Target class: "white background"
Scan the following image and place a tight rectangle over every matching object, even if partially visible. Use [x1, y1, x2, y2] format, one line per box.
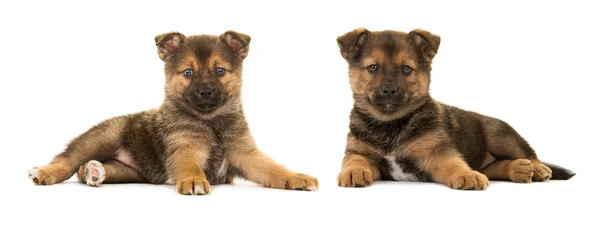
[1, 0, 598, 226]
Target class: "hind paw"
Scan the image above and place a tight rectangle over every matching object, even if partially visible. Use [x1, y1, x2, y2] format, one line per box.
[509, 159, 534, 183]
[532, 162, 552, 181]
[83, 160, 106, 187]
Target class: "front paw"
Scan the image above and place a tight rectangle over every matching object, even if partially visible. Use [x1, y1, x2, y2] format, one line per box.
[175, 176, 211, 195]
[285, 173, 318, 191]
[448, 170, 489, 190]
[338, 167, 373, 187]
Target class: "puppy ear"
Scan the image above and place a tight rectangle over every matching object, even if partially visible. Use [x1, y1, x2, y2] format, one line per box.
[220, 30, 251, 59]
[155, 32, 186, 61]
[409, 29, 440, 59]
[337, 28, 370, 61]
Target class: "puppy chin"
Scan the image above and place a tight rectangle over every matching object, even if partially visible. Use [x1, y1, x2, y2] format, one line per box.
[352, 97, 409, 122]
[193, 97, 241, 120]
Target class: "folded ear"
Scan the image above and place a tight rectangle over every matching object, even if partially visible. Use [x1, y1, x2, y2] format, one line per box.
[219, 30, 251, 59]
[337, 28, 370, 61]
[155, 32, 186, 61]
[409, 29, 440, 60]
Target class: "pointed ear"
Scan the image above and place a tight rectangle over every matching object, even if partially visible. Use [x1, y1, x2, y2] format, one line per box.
[219, 30, 251, 59]
[155, 32, 186, 61]
[409, 29, 440, 60]
[337, 28, 370, 61]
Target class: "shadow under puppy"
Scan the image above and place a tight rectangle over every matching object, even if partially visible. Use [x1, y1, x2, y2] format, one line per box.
[29, 30, 318, 195]
[336, 28, 575, 190]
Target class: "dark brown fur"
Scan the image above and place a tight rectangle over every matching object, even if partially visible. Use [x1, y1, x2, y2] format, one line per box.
[336, 28, 575, 190]
[29, 31, 318, 195]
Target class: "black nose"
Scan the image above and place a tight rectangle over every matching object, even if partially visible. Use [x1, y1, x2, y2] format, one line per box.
[198, 87, 215, 98]
[380, 86, 398, 97]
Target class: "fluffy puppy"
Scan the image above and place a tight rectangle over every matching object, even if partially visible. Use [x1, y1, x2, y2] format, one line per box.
[29, 31, 318, 195]
[336, 28, 575, 190]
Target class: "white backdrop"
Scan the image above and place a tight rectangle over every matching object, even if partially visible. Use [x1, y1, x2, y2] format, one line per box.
[1, 0, 598, 226]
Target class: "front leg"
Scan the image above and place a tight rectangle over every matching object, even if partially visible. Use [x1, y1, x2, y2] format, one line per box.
[338, 153, 381, 187]
[338, 135, 381, 187]
[407, 133, 489, 190]
[421, 153, 489, 190]
[166, 138, 211, 195]
[228, 149, 318, 191]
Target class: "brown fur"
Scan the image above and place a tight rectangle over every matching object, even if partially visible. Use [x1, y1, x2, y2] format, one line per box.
[482, 159, 534, 183]
[77, 159, 144, 184]
[336, 28, 575, 190]
[29, 30, 318, 195]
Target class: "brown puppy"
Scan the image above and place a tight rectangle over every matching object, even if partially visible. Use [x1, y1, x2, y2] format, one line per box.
[336, 28, 575, 190]
[28, 30, 318, 195]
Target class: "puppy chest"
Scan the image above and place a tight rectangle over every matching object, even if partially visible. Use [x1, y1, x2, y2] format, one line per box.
[203, 147, 229, 185]
[384, 156, 419, 182]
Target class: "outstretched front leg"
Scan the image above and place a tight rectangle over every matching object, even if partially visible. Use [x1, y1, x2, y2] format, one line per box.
[421, 153, 489, 190]
[228, 147, 318, 191]
[409, 133, 489, 190]
[29, 117, 128, 185]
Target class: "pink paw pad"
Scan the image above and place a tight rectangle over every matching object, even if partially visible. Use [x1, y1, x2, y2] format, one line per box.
[84, 160, 105, 187]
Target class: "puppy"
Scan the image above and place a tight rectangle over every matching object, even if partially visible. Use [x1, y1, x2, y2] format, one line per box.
[336, 28, 575, 190]
[29, 30, 318, 195]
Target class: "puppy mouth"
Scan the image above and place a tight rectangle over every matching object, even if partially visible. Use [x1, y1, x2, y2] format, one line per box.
[193, 104, 217, 113]
[374, 103, 401, 112]
[184, 97, 223, 113]
[368, 97, 403, 113]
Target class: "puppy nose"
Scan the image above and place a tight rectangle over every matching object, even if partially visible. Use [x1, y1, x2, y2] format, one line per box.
[198, 87, 215, 98]
[380, 86, 398, 96]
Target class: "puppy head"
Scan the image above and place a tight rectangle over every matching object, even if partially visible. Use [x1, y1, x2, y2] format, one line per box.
[337, 28, 440, 121]
[156, 30, 250, 119]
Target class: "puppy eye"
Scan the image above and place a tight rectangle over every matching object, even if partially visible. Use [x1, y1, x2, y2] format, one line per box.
[215, 67, 226, 76]
[183, 69, 194, 78]
[402, 65, 412, 75]
[368, 64, 378, 74]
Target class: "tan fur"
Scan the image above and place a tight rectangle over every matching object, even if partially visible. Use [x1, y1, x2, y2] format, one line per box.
[346, 134, 382, 156]
[399, 131, 489, 190]
[482, 159, 534, 183]
[226, 133, 318, 190]
[420, 153, 488, 190]
[530, 159, 552, 181]
[167, 73, 192, 98]
[338, 153, 381, 187]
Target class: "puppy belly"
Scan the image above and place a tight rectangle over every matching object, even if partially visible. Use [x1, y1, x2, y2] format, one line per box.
[385, 156, 419, 181]
[480, 152, 496, 169]
[113, 147, 138, 170]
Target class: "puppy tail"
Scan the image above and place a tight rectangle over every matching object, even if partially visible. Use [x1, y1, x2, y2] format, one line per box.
[542, 162, 576, 180]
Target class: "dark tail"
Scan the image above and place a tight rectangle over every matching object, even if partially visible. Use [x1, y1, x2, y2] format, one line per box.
[542, 162, 576, 180]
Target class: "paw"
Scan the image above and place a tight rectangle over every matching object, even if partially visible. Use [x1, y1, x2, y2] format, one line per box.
[532, 162, 552, 181]
[448, 170, 489, 190]
[285, 173, 318, 191]
[508, 159, 534, 183]
[338, 167, 373, 188]
[83, 160, 106, 187]
[175, 176, 211, 195]
[28, 167, 57, 185]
